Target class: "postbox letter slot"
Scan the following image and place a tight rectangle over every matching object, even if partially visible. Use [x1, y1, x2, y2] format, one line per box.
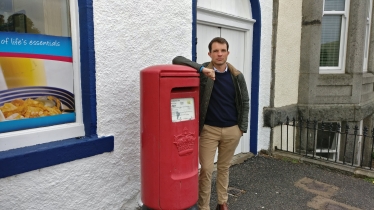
[171, 87, 195, 93]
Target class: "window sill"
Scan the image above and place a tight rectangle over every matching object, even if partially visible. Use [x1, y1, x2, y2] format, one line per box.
[319, 70, 345, 74]
[0, 135, 114, 178]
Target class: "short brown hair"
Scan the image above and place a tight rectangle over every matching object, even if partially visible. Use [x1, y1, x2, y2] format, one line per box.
[208, 37, 229, 52]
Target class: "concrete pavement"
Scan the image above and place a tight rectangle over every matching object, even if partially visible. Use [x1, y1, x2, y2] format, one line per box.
[208, 152, 374, 210]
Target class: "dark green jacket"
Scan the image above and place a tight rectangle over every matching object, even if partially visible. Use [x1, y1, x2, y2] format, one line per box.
[172, 56, 250, 134]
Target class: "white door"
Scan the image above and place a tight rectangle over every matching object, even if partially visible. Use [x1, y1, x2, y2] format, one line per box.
[196, 24, 220, 63]
[197, 23, 249, 158]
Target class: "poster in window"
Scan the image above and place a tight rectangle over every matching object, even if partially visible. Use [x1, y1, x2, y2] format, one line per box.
[0, 9, 75, 133]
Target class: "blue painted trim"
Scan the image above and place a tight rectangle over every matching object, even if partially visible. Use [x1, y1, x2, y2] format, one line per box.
[78, 0, 98, 137]
[249, 0, 261, 155]
[192, 0, 197, 62]
[0, 136, 114, 179]
[0, 113, 75, 133]
[0, 0, 114, 178]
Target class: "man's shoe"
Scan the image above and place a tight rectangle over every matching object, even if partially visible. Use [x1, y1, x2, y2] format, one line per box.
[215, 203, 228, 210]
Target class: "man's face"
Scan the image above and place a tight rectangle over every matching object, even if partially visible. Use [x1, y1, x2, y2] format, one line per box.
[208, 42, 229, 66]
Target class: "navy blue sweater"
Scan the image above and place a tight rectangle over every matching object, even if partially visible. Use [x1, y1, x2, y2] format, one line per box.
[204, 71, 238, 127]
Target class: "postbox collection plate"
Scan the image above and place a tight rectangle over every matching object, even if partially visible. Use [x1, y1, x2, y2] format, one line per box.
[171, 98, 195, 122]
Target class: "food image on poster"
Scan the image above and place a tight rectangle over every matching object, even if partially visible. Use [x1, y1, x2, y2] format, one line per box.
[0, 86, 76, 133]
[171, 98, 195, 122]
[1, 96, 61, 120]
[0, 86, 75, 120]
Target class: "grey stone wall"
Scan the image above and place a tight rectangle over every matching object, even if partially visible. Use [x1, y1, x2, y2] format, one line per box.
[263, 101, 374, 128]
[298, 0, 323, 104]
[268, 1, 374, 166]
[264, 0, 374, 126]
[297, 0, 374, 105]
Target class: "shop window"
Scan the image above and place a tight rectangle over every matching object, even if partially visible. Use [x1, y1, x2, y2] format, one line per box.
[319, 0, 349, 74]
[0, 0, 84, 151]
[0, 0, 113, 179]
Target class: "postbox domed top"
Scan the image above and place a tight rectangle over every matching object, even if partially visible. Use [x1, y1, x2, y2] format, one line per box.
[140, 65, 199, 77]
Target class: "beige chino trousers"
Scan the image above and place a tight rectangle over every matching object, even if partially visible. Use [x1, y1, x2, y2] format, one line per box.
[198, 124, 242, 210]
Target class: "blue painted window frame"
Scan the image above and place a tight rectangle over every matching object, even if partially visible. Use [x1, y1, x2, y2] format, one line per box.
[0, 0, 114, 179]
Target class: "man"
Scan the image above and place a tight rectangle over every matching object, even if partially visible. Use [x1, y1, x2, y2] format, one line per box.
[172, 37, 249, 210]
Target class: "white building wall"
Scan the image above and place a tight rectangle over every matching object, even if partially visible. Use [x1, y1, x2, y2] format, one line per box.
[0, 1, 192, 210]
[272, 0, 302, 150]
[0, 0, 278, 208]
[274, 0, 301, 107]
[257, 0, 273, 151]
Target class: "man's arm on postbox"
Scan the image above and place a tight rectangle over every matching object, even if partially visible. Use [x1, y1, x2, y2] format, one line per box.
[172, 56, 215, 80]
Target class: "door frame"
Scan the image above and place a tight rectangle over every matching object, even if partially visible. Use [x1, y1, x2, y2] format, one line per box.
[196, 6, 256, 153]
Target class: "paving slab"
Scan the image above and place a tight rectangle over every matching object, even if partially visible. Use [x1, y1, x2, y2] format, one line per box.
[294, 177, 339, 198]
[307, 196, 362, 210]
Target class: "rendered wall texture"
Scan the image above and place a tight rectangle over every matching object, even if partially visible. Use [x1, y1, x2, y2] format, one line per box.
[257, 0, 272, 151]
[274, 0, 302, 108]
[0, 1, 192, 210]
[271, 0, 302, 149]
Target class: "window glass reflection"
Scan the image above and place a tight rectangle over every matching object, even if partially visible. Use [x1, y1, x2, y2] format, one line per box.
[324, 0, 345, 11]
[320, 16, 342, 67]
[0, 0, 70, 37]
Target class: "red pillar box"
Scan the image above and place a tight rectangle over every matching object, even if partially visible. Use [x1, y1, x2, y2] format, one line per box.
[140, 65, 199, 210]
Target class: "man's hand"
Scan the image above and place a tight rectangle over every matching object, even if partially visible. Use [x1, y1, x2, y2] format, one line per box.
[202, 68, 215, 80]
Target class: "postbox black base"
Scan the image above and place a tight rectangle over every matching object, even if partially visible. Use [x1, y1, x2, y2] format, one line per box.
[186, 203, 198, 210]
[142, 203, 198, 210]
